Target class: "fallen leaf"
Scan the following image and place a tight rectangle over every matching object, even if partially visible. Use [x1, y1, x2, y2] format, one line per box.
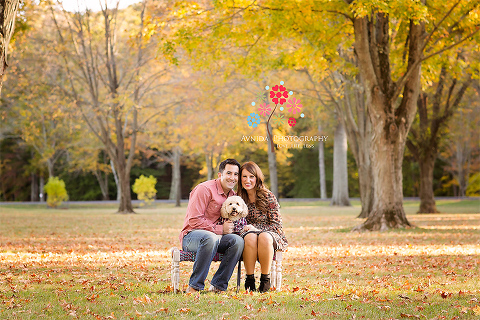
[472, 306, 480, 316]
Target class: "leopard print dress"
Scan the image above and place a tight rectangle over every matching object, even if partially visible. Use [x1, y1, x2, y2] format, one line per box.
[241, 189, 288, 251]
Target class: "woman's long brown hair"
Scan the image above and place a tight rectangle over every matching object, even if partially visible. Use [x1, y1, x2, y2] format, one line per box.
[237, 161, 269, 214]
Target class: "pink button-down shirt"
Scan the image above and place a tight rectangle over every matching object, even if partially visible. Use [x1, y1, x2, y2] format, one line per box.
[179, 179, 235, 245]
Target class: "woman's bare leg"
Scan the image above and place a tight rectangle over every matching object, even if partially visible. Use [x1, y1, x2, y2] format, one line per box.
[257, 232, 274, 274]
[243, 233, 258, 274]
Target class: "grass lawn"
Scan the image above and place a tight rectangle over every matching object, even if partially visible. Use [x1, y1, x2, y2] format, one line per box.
[0, 199, 479, 319]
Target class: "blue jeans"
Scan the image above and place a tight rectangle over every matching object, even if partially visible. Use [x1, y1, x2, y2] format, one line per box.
[182, 230, 244, 291]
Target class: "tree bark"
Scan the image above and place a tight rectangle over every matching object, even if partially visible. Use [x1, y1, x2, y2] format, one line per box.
[418, 159, 438, 213]
[114, 154, 134, 214]
[318, 123, 327, 200]
[356, 101, 413, 230]
[0, 0, 20, 95]
[331, 120, 351, 206]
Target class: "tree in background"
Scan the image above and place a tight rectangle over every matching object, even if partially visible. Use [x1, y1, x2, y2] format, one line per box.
[300, 71, 354, 206]
[2, 2, 79, 200]
[407, 51, 474, 213]
[49, 0, 173, 213]
[440, 84, 480, 197]
[347, 0, 478, 230]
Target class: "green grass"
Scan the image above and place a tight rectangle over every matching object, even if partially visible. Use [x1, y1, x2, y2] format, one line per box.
[1, 199, 479, 319]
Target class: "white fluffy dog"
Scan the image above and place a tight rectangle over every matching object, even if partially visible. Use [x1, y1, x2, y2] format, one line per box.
[220, 196, 248, 221]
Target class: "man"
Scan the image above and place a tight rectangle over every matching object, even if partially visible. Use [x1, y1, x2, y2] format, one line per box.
[179, 158, 244, 293]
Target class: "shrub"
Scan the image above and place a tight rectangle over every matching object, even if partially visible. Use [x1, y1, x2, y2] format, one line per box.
[44, 177, 69, 208]
[466, 172, 480, 197]
[132, 175, 157, 206]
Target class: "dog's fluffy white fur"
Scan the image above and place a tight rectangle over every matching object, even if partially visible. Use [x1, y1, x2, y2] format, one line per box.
[220, 196, 248, 221]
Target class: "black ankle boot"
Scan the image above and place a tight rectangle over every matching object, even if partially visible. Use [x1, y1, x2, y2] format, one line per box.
[245, 274, 256, 292]
[259, 274, 271, 293]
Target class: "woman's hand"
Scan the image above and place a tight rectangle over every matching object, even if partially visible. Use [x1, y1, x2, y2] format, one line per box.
[243, 224, 259, 232]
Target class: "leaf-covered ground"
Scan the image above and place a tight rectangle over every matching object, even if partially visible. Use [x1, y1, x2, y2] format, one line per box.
[0, 200, 479, 319]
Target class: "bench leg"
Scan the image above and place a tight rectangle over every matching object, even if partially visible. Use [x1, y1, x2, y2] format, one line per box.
[270, 259, 276, 289]
[171, 248, 180, 292]
[236, 260, 241, 293]
[275, 251, 282, 291]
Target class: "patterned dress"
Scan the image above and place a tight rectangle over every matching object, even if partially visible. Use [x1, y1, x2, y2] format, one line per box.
[242, 190, 288, 251]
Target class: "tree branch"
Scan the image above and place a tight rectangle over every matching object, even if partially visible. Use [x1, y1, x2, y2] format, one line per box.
[422, 0, 462, 52]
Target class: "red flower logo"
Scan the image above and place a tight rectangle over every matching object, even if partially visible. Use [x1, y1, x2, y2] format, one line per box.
[288, 117, 297, 127]
[269, 85, 289, 105]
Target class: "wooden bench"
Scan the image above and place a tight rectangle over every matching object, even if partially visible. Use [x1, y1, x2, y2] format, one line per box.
[171, 248, 283, 292]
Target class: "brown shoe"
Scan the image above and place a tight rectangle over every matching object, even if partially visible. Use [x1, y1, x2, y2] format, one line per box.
[186, 286, 199, 294]
[208, 285, 224, 293]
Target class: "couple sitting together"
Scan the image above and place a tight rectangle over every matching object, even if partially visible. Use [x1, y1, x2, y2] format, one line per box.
[179, 159, 288, 293]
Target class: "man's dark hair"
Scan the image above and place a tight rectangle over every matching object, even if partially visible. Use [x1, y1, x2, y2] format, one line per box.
[218, 158, 240, 173]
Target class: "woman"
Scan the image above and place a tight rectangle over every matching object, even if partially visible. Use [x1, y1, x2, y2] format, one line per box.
[238, 161, 288, 292]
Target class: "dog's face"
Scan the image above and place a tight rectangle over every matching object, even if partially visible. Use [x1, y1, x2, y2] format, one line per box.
[220, 196, 248, 221]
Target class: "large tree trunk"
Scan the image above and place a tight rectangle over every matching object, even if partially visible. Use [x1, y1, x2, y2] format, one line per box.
[352, 11, 425, 231]
[115, 156, 134, 214]
[356, 157, 374, 218]
[331, 120, 351, 206]
[357, 99, 415, 229]
[318, 123, 327, 200]
[267, 122, 278, 198]
[0, 0, 20, 95]
[418, 158, 438, 213]
[358, 116, 412, 230]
